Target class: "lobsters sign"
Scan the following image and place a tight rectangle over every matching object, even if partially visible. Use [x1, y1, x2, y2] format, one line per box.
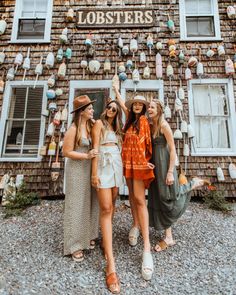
[76, 8, 155, 28]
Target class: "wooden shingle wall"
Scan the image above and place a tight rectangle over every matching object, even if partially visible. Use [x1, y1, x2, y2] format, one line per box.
[0, 0, 235, 197]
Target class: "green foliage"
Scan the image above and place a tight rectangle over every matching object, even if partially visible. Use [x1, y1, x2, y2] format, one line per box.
[203, 188, 232, 213]
[3, 182, 40, 218]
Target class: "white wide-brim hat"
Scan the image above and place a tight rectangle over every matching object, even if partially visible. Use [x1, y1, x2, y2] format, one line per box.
[125, 95, 149, 110]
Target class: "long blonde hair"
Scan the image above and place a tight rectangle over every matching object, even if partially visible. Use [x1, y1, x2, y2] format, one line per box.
[151, 99, 165, 138]
[73, 105, 94, 147]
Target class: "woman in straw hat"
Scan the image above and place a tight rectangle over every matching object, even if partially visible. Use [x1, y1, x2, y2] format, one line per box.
[114, 86, 155, 281]
[147, 99, 210, 252]
[63, 95, 99, 261]
[91, 100, 123, 294]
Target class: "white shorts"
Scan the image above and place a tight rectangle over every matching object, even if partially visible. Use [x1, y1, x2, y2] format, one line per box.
[98, 145, 123, 189]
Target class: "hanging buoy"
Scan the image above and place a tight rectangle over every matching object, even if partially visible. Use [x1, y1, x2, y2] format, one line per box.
[143, 65, 151, 79]
[118, 62, 126, 73]
[47, 74, 56, 88]
[119, 72, 128, 81]
[147, 33, 153, 54]
[89, 60, 101, 74]
[45, 52, 55, 69]
[48, 137, 57, 167]
[53, 109, 62, 126]
[126, 60, 133, 72]
[7, 67, 15, 81]
[180, 120, 188, 133]
[14, 52, 23, 73]
[112, 63, 120, 91]
[59, 27, 68, 44]
[55, 88, 63, 96]
[225, 57, 235, 76]
[67, 7, 74, 22]
[104, 58, 111, 79]
[206, 48, 215, 58]
[122, 45, 129, 56]
[48, 102, 57, 112]
[46, 89, 56, 100]
[227, 5, 236, 19]
[156, 53, 163, 79]
[178, 79, 185, 100]
[187, 124, 195, 139]
[178, 50, 185, 65]
[61, 103, 68, 122]
[22, 47, 31, 81]
[34, 56, 43, 88]
[218, 44, 225, 56]
[174, 91, 183, 113]
[156, 41, 163, 51]
[58, 61, 67, 78]
[132, 68, 140, 91]
[140, 51, 146, 66]
[217, 165, 225, 182]
[229, 161, 236, 179]
[167, 14, 175, 32]
[169, 45, 176, 59]
[0, 19, 7, 35]
[185, 67, 192, 81]
[85, 32, 93, 47]
[46, 122, 55, 137]
[65, 47, 72, 60]
[56, 48, 64, 62]
[167, 62, 174, 78]
[81, 59, 88, 79]
[130, 36, 138, 58]
[0, 70, 5, 93]
[117, 36, 123, 56]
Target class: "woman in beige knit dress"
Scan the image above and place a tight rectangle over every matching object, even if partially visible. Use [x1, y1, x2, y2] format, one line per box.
[63, 95, 99, 262]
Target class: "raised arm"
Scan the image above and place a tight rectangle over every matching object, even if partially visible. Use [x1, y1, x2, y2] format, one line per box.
[113, 85, 129, 118]
[161, 121, 177, 185]
[91, 120, 103, 188]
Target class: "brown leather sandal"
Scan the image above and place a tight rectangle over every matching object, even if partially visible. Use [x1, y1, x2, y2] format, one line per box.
[106, 272, 121, 294]
[154, 239, 176, 252]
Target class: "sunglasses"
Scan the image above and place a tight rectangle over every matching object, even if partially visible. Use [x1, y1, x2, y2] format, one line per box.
[106, 105, 117, 113]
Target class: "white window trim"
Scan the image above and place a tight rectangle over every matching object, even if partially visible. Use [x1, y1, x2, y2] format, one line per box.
[0, 81, 48, 162]
[10, 0, 53, 44]
[179, 0, 222, 41]
[188, 78, 236, 156]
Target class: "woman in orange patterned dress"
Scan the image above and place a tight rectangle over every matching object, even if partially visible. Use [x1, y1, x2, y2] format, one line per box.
[114, 86, 155, 281]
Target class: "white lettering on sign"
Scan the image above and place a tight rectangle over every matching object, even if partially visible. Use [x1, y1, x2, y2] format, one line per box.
[76, 9, 155, 28]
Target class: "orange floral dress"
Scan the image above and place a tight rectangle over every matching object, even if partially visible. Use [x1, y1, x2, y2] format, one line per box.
[122, 115, 154, 188]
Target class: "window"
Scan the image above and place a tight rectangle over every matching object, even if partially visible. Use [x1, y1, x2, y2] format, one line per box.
[10, 0, 53, 43]
[0, 81, 48, 161]
[179, 0, 221, 41]
[188, 79, 236, 156]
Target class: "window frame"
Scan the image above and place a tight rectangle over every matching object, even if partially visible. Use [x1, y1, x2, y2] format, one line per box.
[0, 81, 48, 162]
[188, 78, 236, 156]
[10, 0, 53, 44]
[179, 0, 222, 41]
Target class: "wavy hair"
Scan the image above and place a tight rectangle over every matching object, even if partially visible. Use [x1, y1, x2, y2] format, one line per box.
[123, 103, 146, 134]
[100, 100, 123, 142]
[150, 99, 164, 138]
[72, 104, 94, 148]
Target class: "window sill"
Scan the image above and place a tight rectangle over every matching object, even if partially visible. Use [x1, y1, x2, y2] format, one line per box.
[191, 152, 236, 157]
[0, 156, 43, 162]
[9, 40, 51, 44]
[180, 37, 223, 42]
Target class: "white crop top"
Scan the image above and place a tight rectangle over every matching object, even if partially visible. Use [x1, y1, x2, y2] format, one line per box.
[100, 130, 118, 145]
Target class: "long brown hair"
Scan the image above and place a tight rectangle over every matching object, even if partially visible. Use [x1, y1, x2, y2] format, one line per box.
[123, 103, 146, 134]
[100, 100, 123, 140]
[150, 99, 164, 138]
[73, 104, 94, 147]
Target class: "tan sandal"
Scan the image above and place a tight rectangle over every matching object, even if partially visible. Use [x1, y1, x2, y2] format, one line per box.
[154, 240, 176, 252]
[72, 250, 84, 262]
[106, 272, 121, 294]
[129, 227, 140, 246]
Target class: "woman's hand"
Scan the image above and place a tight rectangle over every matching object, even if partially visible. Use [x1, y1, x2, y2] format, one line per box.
[87, 149, 99, 159]
[166, 171, 174, 186]
[91, 175, 101, 190]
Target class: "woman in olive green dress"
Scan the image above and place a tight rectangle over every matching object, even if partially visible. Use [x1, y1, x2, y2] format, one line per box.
[147, 99, 210, 251]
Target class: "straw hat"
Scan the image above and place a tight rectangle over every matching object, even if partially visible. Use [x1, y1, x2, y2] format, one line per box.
[125, 95, 149, 110]
[71, 95, 96, 113]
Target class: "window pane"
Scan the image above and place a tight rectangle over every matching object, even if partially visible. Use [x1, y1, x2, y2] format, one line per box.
[22, 0, 47, 17]
[193, 85, 211, 116]
[26, 88, 43, 119]
[185, 0, 212, 14]
[24, 121, 41, 145]
[9, 88, 26, 119]
[186, 17, 215, 37]
[212, 118, 230, 148]
[18, 19, 45, 40]
[210, 85, 229, 116]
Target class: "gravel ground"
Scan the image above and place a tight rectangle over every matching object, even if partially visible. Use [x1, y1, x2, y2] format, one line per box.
[0, 199, 236, 295]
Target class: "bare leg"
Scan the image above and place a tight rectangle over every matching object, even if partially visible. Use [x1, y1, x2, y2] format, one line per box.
[97, 188, 116, 275]
[133, 179, 150, 252]
[126, 178, 139, 228]
[111, 187, 118, 221]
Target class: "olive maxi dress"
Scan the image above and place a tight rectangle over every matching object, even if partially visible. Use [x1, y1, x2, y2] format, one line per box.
[64, 138, 99, 255]
[148, 134, 194, 230]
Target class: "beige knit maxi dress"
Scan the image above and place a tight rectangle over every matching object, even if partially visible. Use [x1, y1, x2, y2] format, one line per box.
[64, 138, 99, 256]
